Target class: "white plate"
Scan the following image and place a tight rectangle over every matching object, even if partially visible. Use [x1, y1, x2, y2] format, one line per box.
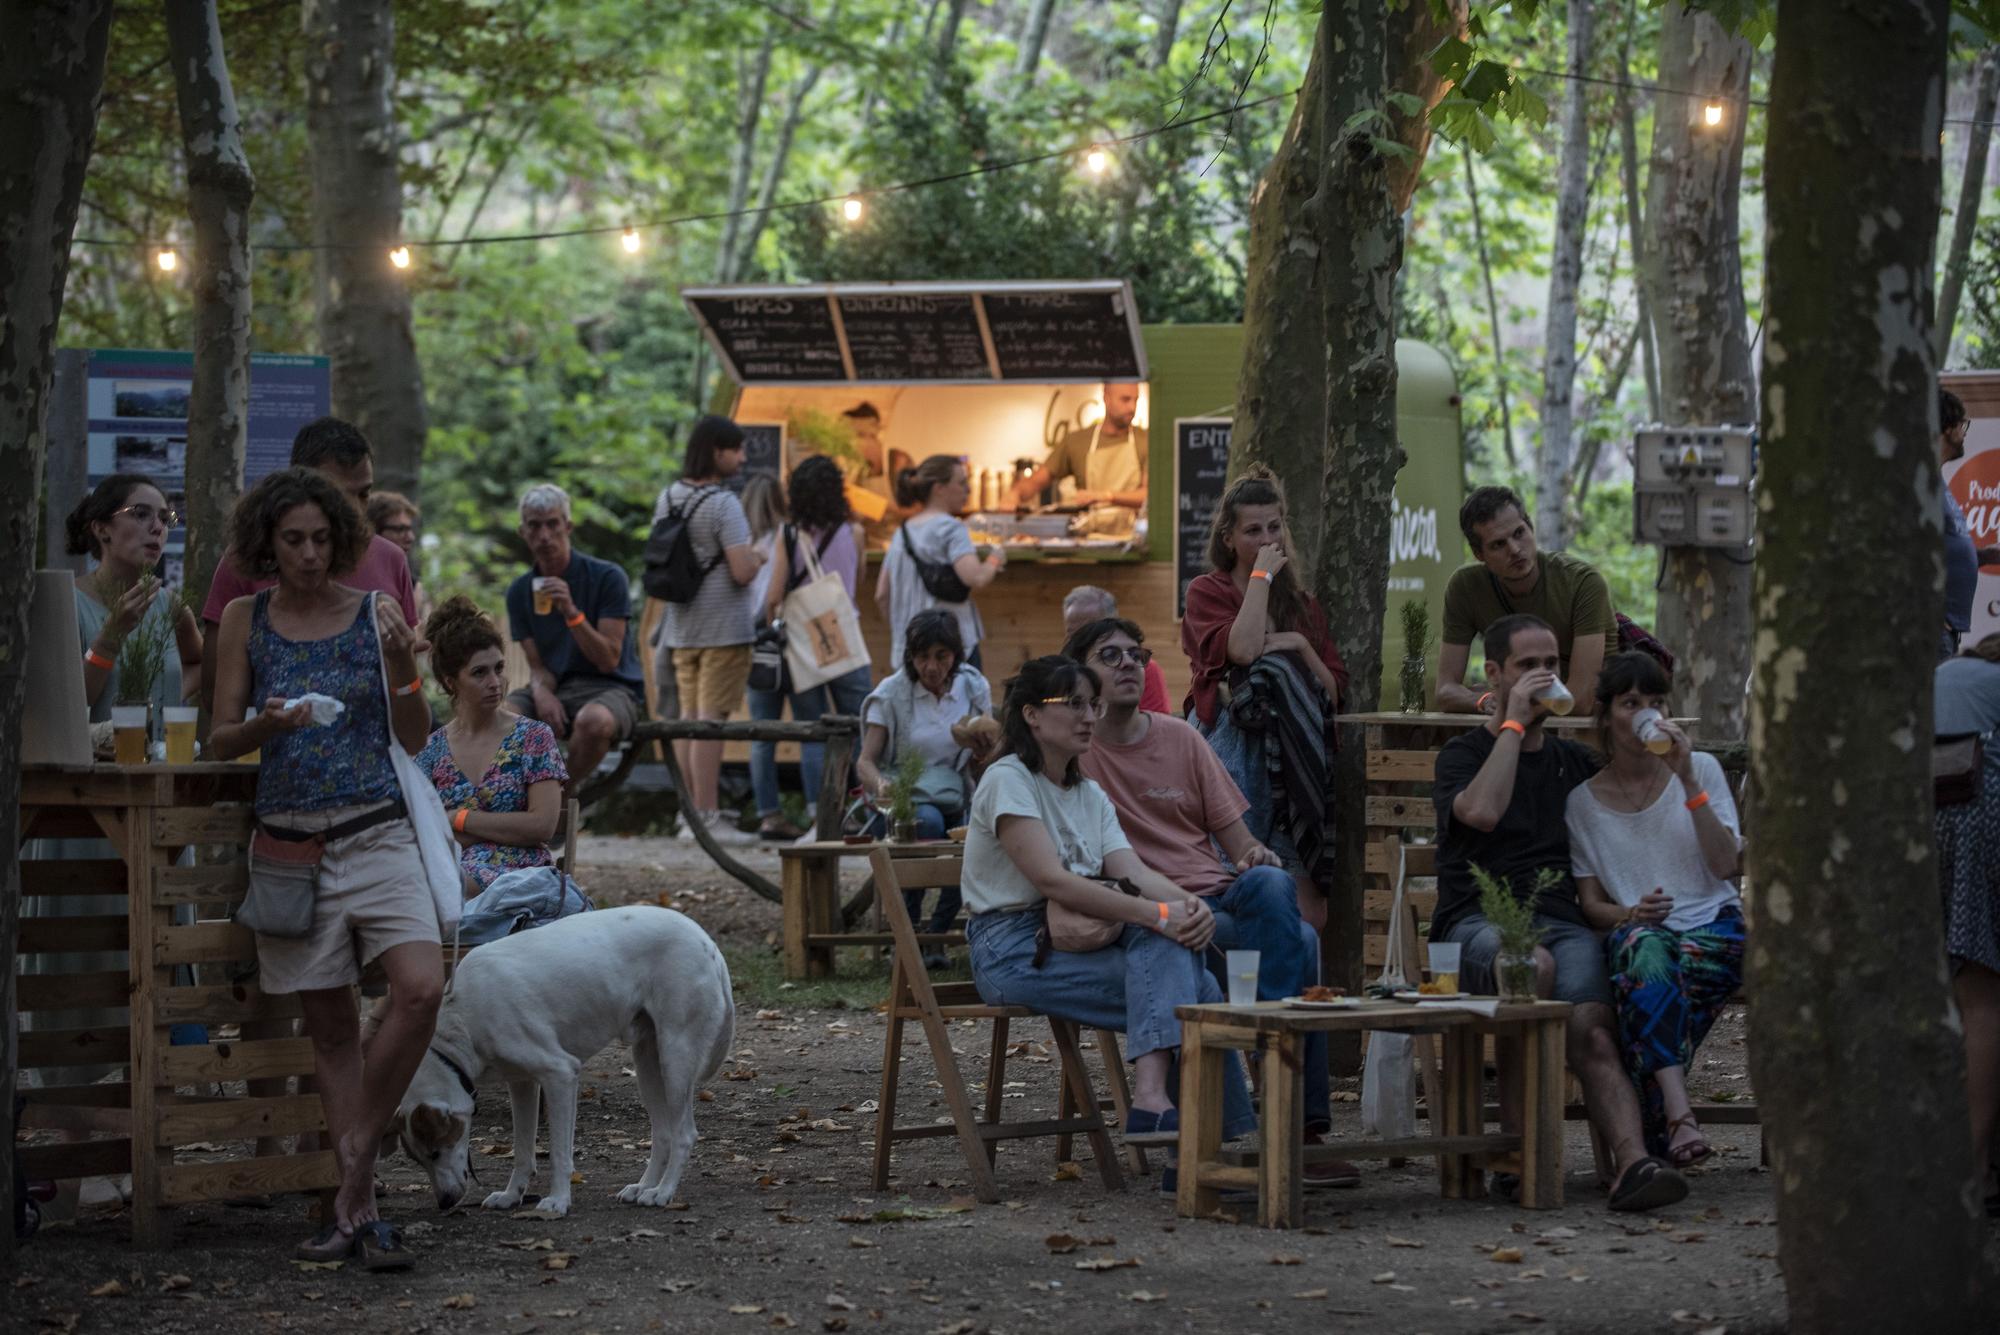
[1283, 996, 1360, 1010]
[1393, 991, 1471, 1002]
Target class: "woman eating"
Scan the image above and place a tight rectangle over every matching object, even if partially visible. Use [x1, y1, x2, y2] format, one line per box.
[209, 467, 441, 1269]
[1567, 651, 1744, 1169]
[416, 595, 567, 896]
[961, 655, 1252, 1172]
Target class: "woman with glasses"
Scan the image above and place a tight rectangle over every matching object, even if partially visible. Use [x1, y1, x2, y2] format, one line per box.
[365, 491, 433, 627]
[962, 655, 1254, 1169]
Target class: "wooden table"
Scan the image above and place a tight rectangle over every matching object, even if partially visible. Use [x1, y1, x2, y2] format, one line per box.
[1174, 998, 1573, 1228]
[778, 840, 964, 978]
[17, 761, 337, 1248]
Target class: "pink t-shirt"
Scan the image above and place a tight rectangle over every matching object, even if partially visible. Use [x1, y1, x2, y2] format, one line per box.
[1077, 713, 1250, 897]
[202, 533, 418, 627]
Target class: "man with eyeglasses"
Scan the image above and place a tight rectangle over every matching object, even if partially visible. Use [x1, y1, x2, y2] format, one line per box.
[1060, 616, 1359, 1189]
[1062, 585, 1170, 713]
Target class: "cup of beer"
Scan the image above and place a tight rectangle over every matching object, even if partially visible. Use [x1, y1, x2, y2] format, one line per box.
[1632, 706, 1672, 755]
[163, 705, 198, 764]
[111, 703, 150, 766]
[242, 706, 262, 764]
[1426, 942, 1462, 994]
[533, 577, 556, 616]
[1534, 677, 1576, 716]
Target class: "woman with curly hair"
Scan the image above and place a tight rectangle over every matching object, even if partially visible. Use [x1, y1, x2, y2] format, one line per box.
[417, 595, 568, 894]
[208, 466, 440, 1270]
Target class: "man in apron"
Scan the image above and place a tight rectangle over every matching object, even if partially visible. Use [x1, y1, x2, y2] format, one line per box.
[1011, 382, 1148, 510]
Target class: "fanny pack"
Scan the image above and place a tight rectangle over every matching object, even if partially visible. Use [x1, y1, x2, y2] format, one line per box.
[1033, 876, 1143, 967]
[1936, 733, 1985, 806]
[238, 799, 406, 939]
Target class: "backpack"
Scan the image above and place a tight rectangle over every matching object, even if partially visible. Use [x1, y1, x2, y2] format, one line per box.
[897, 523, 971, 603]
[642, 485, 724, 603]
[1614, 612, 1677, 678]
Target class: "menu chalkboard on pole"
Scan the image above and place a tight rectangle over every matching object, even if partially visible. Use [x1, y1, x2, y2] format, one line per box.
[688, 294, 844, 382]
[982, 289, 1143, 381]
[725, 422, 784, 494]
[1174, 417, 1233, 619]
[835, 292, 992, 381]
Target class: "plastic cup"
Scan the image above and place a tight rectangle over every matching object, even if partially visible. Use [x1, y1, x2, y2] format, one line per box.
[1427, 942, 1462, 994]
[1633, 706, 1672, 755]
[1535, 678, 1575, 716]
[1226, 950, 1261, 1007]
[163, 705, 198, 764]
[242, 706, 262, 764]
[533, 577, 555, 616]
[111, 704, 149, 766]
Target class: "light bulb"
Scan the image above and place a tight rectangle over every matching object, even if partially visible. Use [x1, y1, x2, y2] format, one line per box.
[1085, 146, 1110, 175]
[1703, 102, 1723, 127]
[155, 248, 178, 273]
[389, 245, 412, 269]
[621, 227, 642, 255]
[842, 196, 864, 223]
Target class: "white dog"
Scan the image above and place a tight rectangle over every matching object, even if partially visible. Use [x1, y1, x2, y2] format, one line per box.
[391, 905, 734, 1218]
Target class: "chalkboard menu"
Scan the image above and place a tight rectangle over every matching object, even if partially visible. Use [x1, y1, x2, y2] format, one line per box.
[835, 292, 991, 381]
[984, 288, 1143, 381]
[689, 293, 844, 382]
[724, 422, 784, 495]
[1174, 417, 1233, 619]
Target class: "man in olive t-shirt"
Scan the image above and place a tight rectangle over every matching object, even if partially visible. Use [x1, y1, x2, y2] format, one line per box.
[1436, 486, 1617, 716]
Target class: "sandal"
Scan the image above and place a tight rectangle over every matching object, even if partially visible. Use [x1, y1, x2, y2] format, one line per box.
[1608, 1156, 1689, 1213]
[353, 1220, 416, 1272]
[1666, 1115, 1712, 1168]
[294, 1223, 352, 1262]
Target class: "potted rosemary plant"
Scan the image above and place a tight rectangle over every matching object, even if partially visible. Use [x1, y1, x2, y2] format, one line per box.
[1470, 863, 1555, 1001]
[106, 583, 171, 765]
[886, 748, 925, 844]
[1399, 598, 1430, 715]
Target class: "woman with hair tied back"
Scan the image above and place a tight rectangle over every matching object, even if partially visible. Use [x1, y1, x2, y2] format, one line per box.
[417, 595, 568, 896]
[877, 454, 1004, 670]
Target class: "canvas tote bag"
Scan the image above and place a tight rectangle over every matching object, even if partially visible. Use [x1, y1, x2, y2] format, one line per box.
[778, 529, 870, 690]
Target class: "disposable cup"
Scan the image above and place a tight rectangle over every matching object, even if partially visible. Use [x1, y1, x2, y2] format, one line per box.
[1535, 678, 1575, 716]
[111, 704, 149, 766]
[533, 577, 555, 616]
[1427, 942, 1462, 994]
[163, 705, 198, 764]
[1633, 707, 1672, 755]
[1226, 949, 1261, 1007]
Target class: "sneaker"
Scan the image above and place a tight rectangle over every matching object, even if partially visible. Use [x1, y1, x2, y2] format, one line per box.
[759, 815, 807, 841]
[921, 950, 949, 972]
[674, 813, 698, 843]
[1302, 1132, 1362, 1188]
[1123, 1106, 1180, 1145]
[703, 811, 757, 846]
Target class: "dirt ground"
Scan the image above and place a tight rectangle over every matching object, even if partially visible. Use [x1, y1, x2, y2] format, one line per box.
[0, 833, 1943, 1334]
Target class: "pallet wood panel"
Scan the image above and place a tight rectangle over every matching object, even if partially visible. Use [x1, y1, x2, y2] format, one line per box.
[1363, 888, 1438, 921]
[154, 921, 257, 967]
[15, 914, 127, 954]
[157, 1094, 326, 1145]
[17, 1025, 132, 1069]
[155, 862, 249, 907]
[154, 982, 302, 1026]
[1364, 842, 1439, 876]
[19, 858, 127, 897]
[19, 1139, 132, 1181]
[1365, 795, 1437, 828]
[1366, 750, 1438, 783]
[158, 1149, 340, 1207]
[17, 970, 130, 1012]
[155, 805, 255, 846]
[159, 1036, 317, 1084]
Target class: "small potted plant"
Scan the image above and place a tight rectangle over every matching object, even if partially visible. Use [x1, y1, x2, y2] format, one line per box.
[1470, 863, 1553, 1001]
[106, 586, 171, 766]
[1399, 598, 1430, 715]
[886, 749, 925, 844]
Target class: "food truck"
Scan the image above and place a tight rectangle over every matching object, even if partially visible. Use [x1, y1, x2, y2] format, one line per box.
[676, 279, 1463, 712]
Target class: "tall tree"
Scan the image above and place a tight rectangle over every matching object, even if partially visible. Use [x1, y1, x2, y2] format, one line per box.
[1935, 47, 1998, 362]
[0, 0, 116, 1266]
[1151, 0, 1182, 68]
[1015, 0, 1057, 80]
[303, 0, 429, 500]
[1751, 0, 1988, 1327]
[1462, 142, 1518, 467]
[166, 0, 255, 616]
[1534, 0, 1595, 552]
[1615, 13, 1660, 419]
[1644, 4, 1754, 741]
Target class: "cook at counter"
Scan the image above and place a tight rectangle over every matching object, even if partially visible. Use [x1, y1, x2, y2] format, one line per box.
[1010, 381, 1148, 511]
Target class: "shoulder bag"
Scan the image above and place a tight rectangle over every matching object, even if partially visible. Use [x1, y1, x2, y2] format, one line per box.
[897, 523, 973, 603]
[1935, 731, 1985, 806]
[781, 524, 871, 690]
[372, 593, 464, 938]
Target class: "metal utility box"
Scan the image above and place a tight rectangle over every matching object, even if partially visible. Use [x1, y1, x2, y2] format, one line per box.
[1633, 424, 1756, 547]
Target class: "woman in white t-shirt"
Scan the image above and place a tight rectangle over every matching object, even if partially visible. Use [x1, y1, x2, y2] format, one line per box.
[1566, 652, 1744, 1171]
[961, 656, 1253, 1162]
[876, 455, 1004, 670]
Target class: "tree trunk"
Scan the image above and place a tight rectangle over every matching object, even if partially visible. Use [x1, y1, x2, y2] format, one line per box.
[1643, 4, 1756, 742]
[1534, 0, 1594, 554]
[1616, 20, 1660, 420]
[1463, 143, 1517, 468]
[166, 0, 255, 616]
[1014, 0, 1056, 81]
[303, 0, 429, 501]
[935, 0, 968, 64]
[728, 54, 824, 281]
[1230, 0, 1462, 573]
[0, 0, 116, 1266]
[1935, 47, 1998, 364]
[1151, 0, 1182, 68]
[1752, 2, 1987, 1328]
[715, 30, 775, 285]
[1314, 0, 1404, 1040]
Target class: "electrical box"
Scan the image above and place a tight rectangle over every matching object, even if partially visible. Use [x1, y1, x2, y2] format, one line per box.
[1632, 424, 1756, 547]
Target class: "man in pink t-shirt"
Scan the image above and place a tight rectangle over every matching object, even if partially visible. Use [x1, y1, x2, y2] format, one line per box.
[198, 417, 418, 715]
[1064, 614, 1355, 1187]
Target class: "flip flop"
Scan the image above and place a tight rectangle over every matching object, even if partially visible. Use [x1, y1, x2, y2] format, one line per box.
[1608, 1156, 1688, 1213]
[353, 1220, 416, 1272]
[294, 1224, 352, 1262]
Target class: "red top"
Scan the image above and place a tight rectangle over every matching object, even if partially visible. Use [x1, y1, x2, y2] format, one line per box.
[202, 533, 418, 628]
[1179, 569, 1348, 728]
[1140, 658, 1171, 714]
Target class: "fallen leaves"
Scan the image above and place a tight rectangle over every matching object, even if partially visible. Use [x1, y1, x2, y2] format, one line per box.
[1044, 1233, 1114, 1253]
[88, 1280, 128, 1298]
[1269, 1253, 1303, 1265]
[1123, 1289, 1166, 1302]
[1052, 1161, 1083, 1182]
[158, 1275, 192, 1293]
[442, 1293, 477, 1310]
[1385, 1235, 1425, 1249]
[1490, 1247, 1525, 1264]
[1072, 1256, 1141, 1272]
[729, 1303, 766, 1315]
[542, 1253, 576, 1271]
[498, 1237, 558, 1251]
[290, 1261, 343, 1273]
[1293, 1288, 1331, 1300]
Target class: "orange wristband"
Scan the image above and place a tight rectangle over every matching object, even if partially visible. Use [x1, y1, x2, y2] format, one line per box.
[1684, 791, 1710, 812]
[1499, 719, 1526, 737]
[1477, 691, 1494, 711]
[84, 647, 116, 670]
[393, 676, 424, 697]
[1156, 901, 1171, 927]
[1248, 569, 1273, 583]
[453, 808, 470, 833]
[565, 611, 587, 628]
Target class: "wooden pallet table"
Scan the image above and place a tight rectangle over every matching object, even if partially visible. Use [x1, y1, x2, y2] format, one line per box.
[778, 840, 964, 978]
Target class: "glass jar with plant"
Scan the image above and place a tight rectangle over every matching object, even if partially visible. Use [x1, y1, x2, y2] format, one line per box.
[885, 748, 926, 843]
[1399, 598, 1430, 715]
[1470, 863, 1554, 1001]
[105, 588, 172, 766]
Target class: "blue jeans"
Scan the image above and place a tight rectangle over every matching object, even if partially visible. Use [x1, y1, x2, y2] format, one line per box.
[967, 906, 1257, 1139]
[748, 664, 873, 819]
[1207, 865, 1331, 1132]
[865, 803, 961, 932]
[1196, 711, 1302, 869]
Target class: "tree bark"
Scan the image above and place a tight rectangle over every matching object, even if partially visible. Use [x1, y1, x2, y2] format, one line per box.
[1463, 143, 1517, 468]
[303, 0, 429, 501]
[935, 0, 968, 65]
[1151, 0, 1182, 68]
[1014, 0, 1056, 81]
[1616, 19, 1660, 420]
[1534, 0, 1594, 554]
[1752, 2, 1988, 1327]
[728, 51, 824, 281]
[0, 0, 116, 1266]
[715, 29, 775, 285]
[1935, 47, 1998, 364]
[1642, 4, 1756, 742]
[167, 0, 255, 617]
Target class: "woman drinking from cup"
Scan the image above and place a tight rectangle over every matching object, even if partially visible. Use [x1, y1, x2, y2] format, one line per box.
[1567, 651, 1743, 1169]
[209, 467, 442, 1269]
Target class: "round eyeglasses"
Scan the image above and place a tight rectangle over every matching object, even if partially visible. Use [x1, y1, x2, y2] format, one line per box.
[1092, 644, 1153, 667]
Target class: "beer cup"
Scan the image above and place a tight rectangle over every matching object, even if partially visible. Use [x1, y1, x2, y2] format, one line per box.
[533, 577, 556, 616]
[1534, 677, 1575, 716]
[163, 705, 198, 764]
[112, 704, 149, 765]
[1633, 707, 1673, 755]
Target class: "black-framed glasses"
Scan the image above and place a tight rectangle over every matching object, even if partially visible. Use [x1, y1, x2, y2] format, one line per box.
[1093, 644, 1153, 668]
[115, 503, 180, 529]
[1037, 693, 1106, 719]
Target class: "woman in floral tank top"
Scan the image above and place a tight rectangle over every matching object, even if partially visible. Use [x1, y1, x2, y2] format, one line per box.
[208, 466, 439, 1270]
[416, 596, 568, 895]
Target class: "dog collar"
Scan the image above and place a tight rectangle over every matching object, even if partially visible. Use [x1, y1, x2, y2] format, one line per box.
[430, 1045, 478, 1107]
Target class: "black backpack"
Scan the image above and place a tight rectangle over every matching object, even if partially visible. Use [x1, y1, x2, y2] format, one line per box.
[642, 485, 725, 603]
[897, 524, 972, 603]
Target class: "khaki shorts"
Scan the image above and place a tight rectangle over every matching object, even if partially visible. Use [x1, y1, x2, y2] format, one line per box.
[253, 805, 441, 994]
[505, 678, 642, 741]
[672, 644, 752, 717]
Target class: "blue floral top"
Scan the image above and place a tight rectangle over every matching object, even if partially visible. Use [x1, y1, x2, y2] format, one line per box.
[249, 591, 399, 816]
[415, 714, 568, 891]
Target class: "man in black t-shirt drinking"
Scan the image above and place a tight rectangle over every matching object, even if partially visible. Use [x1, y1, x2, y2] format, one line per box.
[1430, 613, 1688, 1212]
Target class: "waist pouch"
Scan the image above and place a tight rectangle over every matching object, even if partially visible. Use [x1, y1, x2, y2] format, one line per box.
[239, 799, 405, 939]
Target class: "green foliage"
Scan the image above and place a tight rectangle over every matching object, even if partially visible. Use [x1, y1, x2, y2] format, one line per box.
[97, 573, 171, 705]
[1471, 863, 1555, 956]
[1401, 597, 1431, 659]
[787, 407, 860, 464]
[887, 747, 925, 828]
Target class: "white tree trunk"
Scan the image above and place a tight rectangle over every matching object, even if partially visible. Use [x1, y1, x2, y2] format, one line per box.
[1935, 47, 1998, 363]
[715, 31, 775, 285]
[729, 56, 827, 282]
[1535, 0, 1594, 552]
[1151, 0, 1182, 68]
[1015, 0, 1057, 81]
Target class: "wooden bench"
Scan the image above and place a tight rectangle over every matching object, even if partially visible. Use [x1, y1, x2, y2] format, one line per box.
[778, 839, 965, 979]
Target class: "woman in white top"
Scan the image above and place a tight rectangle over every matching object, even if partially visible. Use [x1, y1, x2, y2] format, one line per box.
[961, 656, 1252, 1162]
[876, 455, 1003, 670]
[1566, 652, 1744, 1170]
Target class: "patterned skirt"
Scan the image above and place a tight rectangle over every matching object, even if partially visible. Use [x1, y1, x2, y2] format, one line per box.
[1936, 774, 2000, 974]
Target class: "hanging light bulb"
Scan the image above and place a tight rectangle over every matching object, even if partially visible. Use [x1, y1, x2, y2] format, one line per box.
[1084, 145, 1110, 175]
[1703, 101, 1724, 128]
[154, 247, 178, 273]
[388, 245, 412, 270]
[621, 227, 642, 255]
[841, 196, 864, 223]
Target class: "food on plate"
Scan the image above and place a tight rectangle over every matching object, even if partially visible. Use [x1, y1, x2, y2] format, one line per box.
[1416, 980, 1451, 995]
[1299, 984, 1344, 1002]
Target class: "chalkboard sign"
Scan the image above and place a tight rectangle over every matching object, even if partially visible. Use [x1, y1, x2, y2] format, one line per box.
[984, 289, 1143, 381]
[1174, 417, 1233, 620]
[689, 294, 844, 382]
[836, 292, 992, 381]
[725, 422, 784, 495]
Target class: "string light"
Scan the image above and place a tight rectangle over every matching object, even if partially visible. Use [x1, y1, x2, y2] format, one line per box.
[153, 247, 177, 273]
[388, 245, 412, 269]
[1703, 101, 1724, 127]
[620, 227, 642, 255]
[1084, 145, 1110, 175]
[841, 196, 864, 223]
